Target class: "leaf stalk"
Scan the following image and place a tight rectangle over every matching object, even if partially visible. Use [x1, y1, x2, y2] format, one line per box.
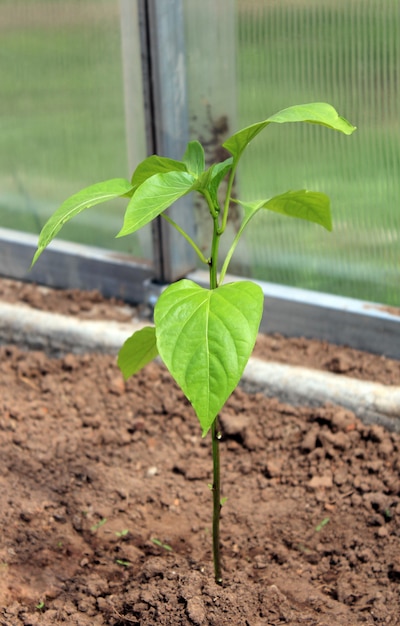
[218, 160, 238, 235]
[161, 212, 209, 265]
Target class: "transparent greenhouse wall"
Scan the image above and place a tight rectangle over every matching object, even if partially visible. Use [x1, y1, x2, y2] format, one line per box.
[184, 0, 252, 275]
[236, 0, 400, 306]
[0, 0, 150, 260]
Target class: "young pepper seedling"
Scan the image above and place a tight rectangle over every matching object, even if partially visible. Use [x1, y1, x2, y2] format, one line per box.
[32, 102, 355, 584]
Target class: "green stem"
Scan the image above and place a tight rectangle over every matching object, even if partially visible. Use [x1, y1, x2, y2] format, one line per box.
[211, 418, 222, 584]
[219, 227, 241, 286]
[202, 188, 219, 220]
[219, 202, 259, 284]
[209, 217, 220, 289]
[161, 212, 209, 265]
[219, 160, 238, 235]
[208, 206, 223, 584]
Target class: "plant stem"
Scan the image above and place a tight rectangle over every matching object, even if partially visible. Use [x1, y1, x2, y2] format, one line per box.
[208, 206, 223, 584]
[219, 201, 259, 284]
[219, 160, 238, 235]
[209, 216, 221, 289]
[161, 212, 209, 265]
[211, 418, 222, 584]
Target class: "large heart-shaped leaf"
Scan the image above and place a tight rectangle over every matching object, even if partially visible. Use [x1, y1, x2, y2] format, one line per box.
[117, 171, 196, 237]
[223, 102, 356, 161]
[154, 279, 263, 435]
[32, 178, 133, 266]
[117, 326, 158, 379]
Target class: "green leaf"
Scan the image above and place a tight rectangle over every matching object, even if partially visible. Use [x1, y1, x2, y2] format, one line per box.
[223, 123, 268, 161]
[223, 102, 356, 160]
[198, 158, 232, 188]
[221, 191, 331, 283]
[197, 158, 233, 206]
[239, 190, 332, 231]
[154, 279, 263, 436]
[266, 102, 355, 132]
[131, 155, 187, 189]
[183, 141, 205, 177]
[31, 178, 133, 266]
[117, 171, 196, 237]
[117, 326, 158, 379]
[208, 158, 233, 205]
[209, 157, 233, 183]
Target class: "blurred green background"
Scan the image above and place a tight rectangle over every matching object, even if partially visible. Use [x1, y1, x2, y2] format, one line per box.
[0, 0, 145, 256]
[1, 0, 399, 304]
[236, 0, 400, 305]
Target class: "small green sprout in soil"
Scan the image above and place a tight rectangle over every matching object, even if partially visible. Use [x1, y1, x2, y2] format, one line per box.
[32, 102, 355, 584]
[315, 517, 330, 532]
[297, 543, 313, 555]
[384, 508, 393, 521]
[90, 517, 107, 532]
[151, 538, 173, 551]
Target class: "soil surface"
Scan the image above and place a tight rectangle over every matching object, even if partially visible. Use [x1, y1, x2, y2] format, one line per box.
[1, 277, 400, 386]
[1, 278, 400, 625]
[0, 278, 139, 324]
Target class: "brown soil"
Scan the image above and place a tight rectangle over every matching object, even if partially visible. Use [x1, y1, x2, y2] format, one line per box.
[1, 277, 399, 386]
[0, 278, 138, 324]
[1, 278, 400, 625]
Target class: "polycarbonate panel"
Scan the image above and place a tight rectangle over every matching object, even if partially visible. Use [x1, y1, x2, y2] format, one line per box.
[237, 0, 400, 305]
[0, 0, 150, 259]
[184, 0, 253, 274]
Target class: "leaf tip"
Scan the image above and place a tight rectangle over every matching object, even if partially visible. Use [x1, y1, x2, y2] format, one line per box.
[201, 426, 210, 438]
[30, 248, 42, 268]
[117, 362, 131, 382]
[338, 115, 357, 135]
